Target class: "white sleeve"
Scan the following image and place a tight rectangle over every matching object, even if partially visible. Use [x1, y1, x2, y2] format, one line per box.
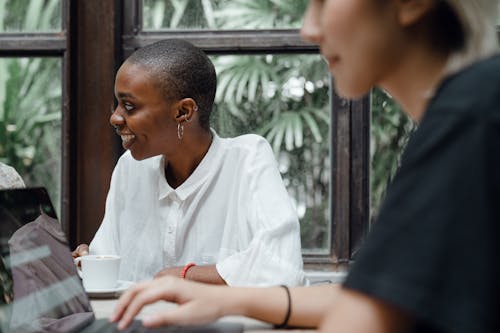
[89, 157, 125, 255]
[216, 138, 305, 287]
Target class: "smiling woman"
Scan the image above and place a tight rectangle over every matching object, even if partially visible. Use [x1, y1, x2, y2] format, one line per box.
[110, 1, 500, 333]
[73, 39, 305, 287]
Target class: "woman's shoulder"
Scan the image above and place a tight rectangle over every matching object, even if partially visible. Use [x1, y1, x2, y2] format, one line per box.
[438, 55, 500, 105]
[221, 133, 270, 148]
[215, 134, 276, 169]
[432, 55, 500, 116]
[219, 133, 274, 157]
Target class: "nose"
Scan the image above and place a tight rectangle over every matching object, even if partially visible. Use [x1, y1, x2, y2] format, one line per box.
[110, 106, 125, 130]
[300, 1, 322, 45]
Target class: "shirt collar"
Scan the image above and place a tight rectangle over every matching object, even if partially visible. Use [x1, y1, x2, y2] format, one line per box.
[157, 129, 221, 201]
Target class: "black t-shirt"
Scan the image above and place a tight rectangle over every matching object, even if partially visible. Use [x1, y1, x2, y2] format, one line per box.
[343, 55, 500, 333]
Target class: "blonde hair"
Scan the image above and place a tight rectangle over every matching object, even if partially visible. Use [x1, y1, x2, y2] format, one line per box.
[444, 0, 499, 74]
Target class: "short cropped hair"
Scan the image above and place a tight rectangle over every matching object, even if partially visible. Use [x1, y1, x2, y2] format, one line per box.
[440, 0, 499, 73]
[126, 39, 217, 130]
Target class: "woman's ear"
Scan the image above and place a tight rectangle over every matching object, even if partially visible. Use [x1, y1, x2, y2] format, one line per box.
[175, 98, 198, 123]
[396, 0, 436, 26]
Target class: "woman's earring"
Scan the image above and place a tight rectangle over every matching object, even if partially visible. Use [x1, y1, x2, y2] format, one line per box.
[177, 122, 184, 140]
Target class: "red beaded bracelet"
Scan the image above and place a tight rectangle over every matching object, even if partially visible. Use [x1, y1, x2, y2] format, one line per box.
[180, 262, 196, 279]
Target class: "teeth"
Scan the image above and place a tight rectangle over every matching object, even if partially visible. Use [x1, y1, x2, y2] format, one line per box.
[120, 134, 135, 144]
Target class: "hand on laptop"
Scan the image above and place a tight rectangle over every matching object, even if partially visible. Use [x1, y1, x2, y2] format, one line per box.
[72, 243, 90, 259]
[111, 276, 230, 330]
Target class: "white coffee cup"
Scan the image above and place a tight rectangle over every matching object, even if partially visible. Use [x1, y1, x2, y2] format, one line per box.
[74, 254, 120, 290]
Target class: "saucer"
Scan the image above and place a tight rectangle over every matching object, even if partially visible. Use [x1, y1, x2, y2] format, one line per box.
[85, 280, 134, 299]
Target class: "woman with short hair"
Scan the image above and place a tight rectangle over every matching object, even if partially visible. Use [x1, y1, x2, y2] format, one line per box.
[111, 1, 500, 332]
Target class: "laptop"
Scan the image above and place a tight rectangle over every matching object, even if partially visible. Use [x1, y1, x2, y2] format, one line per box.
[0, 187, 244, 333]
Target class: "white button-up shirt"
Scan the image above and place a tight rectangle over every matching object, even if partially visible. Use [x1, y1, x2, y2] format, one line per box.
[90, 133, 305, 286]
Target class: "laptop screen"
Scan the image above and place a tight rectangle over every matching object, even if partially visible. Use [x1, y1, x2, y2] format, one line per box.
[0, 188, 94, 333]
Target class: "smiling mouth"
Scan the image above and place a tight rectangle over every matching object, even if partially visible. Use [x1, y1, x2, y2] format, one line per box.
[120, 134, 136, 149]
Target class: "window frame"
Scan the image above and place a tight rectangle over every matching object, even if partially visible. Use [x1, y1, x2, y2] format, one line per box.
[121, 0, 370, 268]
[0, 0, 125, 248]
[0, 0, 71, 233]
[5, 1, 495, 269]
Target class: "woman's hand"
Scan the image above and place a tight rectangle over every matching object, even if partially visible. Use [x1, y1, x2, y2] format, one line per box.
[71, 244, 89, 258]
[110, 276, 228, 330]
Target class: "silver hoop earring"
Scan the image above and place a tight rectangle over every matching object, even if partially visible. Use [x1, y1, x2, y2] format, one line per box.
[177, 123, 184, 140]
[185, 115, 192, 123]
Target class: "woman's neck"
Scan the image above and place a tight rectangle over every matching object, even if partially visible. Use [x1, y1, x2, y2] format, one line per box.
[165, 129, 213, 189]
[380, 46, 449, 123]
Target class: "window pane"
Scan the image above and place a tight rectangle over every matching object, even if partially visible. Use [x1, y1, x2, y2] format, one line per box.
[142, 0, 307, 30]
[210, 54, 331, 254]
[0, 0, 61, 33]
[370, 88, 415, 222]
[0, 57, 62, 215]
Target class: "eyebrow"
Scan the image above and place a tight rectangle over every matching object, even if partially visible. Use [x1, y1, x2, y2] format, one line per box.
[116, 92, 136, 100]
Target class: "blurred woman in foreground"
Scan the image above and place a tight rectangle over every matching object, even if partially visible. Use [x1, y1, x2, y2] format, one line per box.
[112, 1, 500, 332]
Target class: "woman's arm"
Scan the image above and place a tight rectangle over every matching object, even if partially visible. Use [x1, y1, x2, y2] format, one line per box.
[154, 264, 226, 285]
[231, 282, 339, 328]
[111, 276, 338, 330]
[318, 288, 412, 333]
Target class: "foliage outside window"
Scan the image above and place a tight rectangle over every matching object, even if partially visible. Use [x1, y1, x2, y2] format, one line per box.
[0, 0, 61, 32]
[0, 0, 62, 213]
[0, 58, 61, 210]
[211, 54, 331, 253]
[370, 88, 415, 222]
[142, 0, 308, 30]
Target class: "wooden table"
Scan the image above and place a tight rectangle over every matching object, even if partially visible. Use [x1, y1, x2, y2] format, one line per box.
[90, 298, 314, 333]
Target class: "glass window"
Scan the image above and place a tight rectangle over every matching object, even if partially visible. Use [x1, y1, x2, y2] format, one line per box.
[0, 0, 61, 33]
[142, 0, 307, 30]
[370, 88, 415, 222]
[0, 57, 62, 214]
[210, 54, 331, 254]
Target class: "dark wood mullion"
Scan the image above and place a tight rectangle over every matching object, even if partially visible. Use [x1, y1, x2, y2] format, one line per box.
[122, 0, 142, 58]
[0, 35, 65, 55]
[122, 30, 317, 54]
[349, 96, 370, 260]
[123, 0, 141, 36]
[331, 81, 351, 263]
[69, 0, 123, 248]
[61, 0, 71, 235]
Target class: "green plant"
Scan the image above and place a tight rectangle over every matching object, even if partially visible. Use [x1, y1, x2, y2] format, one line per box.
[210, 52, 330, 251]
[370, 88, 415, 221]
[0, 0, 62, 210]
